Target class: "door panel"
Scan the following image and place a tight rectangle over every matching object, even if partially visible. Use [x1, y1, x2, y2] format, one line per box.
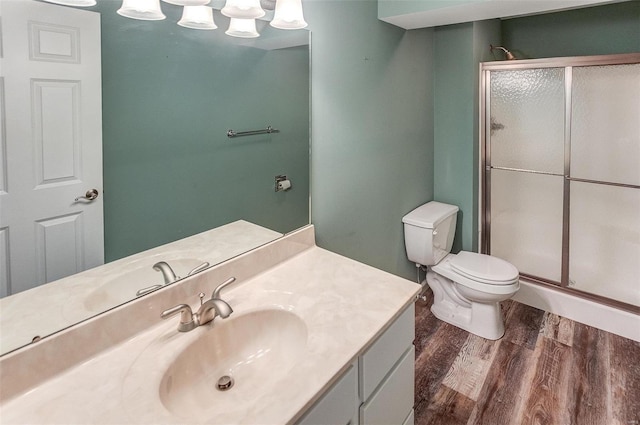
[0, 228, 9, 298]
[571, 64, 640, 186]
[36, 213, 83, 284]
[489, 67, 565, 174]
[490, 168, 564, 282]
[33, 80, 81, 185]
[569, 182, 640, 306]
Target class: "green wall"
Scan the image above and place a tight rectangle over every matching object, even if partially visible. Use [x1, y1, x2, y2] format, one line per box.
[502, 1, 640, 59]
[433, 24, 474, 253]
[103, 0, 640, 276]
[433, 20, 500, 253]
[308, 1, 640, 279]
[307, 0, 435, 280]
[98, 4, 310, 261]
[432, 1, 639, 255]
[379, 0, 484, 19]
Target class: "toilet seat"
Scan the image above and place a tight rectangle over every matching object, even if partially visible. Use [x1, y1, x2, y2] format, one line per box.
[431, 253, 519, 296]
[450, 251, 519, 285]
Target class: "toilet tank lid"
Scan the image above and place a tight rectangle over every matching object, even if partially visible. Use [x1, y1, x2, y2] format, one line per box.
[402, 201, 459, 229]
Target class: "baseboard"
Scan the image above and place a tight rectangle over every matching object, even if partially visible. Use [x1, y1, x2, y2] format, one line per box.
[512, 280, 640, 342]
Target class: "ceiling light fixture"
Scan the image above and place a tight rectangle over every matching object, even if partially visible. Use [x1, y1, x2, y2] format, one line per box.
[40, 0, 97, 6]
[117, 0, 166, 20]
[270, 0, 307, 29]
[43, 0, 307, 39]
[221, 0, 265, 19]
[178, 5, 218, 30]
[163, 0, 211, 5]
[225, 17, 260, 38]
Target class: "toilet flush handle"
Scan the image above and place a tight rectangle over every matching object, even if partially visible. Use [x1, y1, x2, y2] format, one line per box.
[433, 230, 438, 235]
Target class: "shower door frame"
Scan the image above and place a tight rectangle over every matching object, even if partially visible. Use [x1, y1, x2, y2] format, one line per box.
[479, 52, 640, 315]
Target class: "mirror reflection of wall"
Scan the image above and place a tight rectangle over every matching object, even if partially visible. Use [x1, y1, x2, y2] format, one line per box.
[0, 0, 310, 355]
[99, 2, 311, 262]
[1, 0, 310, 297]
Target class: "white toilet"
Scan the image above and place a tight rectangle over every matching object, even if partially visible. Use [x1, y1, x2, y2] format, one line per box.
[402, 201, 519, 340]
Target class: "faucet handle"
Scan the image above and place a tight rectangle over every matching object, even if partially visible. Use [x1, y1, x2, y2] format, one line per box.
[188, 262, 210, 276]
[161, 304, 197, 332]
[212, 277, 236, 299]
[136, 284, 162, 296]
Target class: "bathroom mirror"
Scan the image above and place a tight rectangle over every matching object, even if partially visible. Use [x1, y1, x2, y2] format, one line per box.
[0, 0, 310, 355]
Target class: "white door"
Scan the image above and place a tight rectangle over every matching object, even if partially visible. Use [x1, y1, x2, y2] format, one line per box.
[0, 0, 103, 296]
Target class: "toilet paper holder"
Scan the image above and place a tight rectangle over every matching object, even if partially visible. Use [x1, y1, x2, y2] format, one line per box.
[275, 175, 292, 192]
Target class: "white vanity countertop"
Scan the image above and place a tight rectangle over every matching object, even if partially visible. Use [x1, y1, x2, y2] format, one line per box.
[0, 236, 419, 424]
[0, 220, 282, 356]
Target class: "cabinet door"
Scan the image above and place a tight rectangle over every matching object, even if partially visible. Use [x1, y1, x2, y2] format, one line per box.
[360, 346, 415, 425]
[297, 364, 358, 425]
[402, 409, 415, 425]
[359, 304, 415, 401]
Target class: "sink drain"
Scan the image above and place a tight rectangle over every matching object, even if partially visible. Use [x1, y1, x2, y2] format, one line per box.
[216, 375, 234, 391]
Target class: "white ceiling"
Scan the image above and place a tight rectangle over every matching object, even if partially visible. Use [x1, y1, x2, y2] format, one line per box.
[379, 0, 625, 30]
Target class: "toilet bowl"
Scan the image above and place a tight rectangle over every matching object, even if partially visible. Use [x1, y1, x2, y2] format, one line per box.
[402, 201, 520, 340]
[427, 252, 519, 340]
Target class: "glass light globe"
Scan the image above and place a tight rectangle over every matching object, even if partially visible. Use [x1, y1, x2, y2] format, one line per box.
[163, 0, 211, 6]
[178, 6, 217, 30]
[225, 18, 259, 38]
[221, 0, 265, 19]
[270, 0, 307, 29]
[41, 0, 97, 6]
[117, 0, 166, 20]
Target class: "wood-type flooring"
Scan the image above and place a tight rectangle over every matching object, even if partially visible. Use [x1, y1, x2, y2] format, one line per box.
[413, 291, 640, 425]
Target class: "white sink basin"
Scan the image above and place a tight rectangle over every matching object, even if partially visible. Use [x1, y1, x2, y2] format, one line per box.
[159, 308, 307, 421]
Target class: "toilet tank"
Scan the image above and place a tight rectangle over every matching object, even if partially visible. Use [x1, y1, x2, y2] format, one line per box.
[402, 201, 459, 266]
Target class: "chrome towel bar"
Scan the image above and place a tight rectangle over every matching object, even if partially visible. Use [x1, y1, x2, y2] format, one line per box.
[227, 125, 279, 138]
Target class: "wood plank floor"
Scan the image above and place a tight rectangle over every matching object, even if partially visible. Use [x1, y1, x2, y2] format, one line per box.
[414, 291, 640, 425]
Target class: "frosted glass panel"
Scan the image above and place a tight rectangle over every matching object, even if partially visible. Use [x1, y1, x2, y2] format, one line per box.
[572, 64, 640, 186]
[490, 68, 565, 174]
[490, 169, 564, 282]
[569, 182, 640, 307]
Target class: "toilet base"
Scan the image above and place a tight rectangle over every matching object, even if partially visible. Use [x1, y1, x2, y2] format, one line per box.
[430, 299, 505, 340]
[425, 272, 509, 340]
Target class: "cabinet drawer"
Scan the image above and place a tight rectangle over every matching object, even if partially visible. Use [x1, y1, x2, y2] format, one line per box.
[297, 364, 358, 425]
[359, 345, 415, 425]
[359, 303, 415, 401]
[402, 409, 415, 425]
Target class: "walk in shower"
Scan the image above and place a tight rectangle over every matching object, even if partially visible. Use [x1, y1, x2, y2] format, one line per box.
[480, 53, 640, 313]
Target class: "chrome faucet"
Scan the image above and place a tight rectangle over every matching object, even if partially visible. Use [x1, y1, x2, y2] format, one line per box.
[136, 261, 211, 298]
[160, 277, 236, 332]
[153, 261, 178, 284]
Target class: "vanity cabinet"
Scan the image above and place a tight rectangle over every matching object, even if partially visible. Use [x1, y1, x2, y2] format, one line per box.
[297, 304, 415, 425]
[297, 364, 359, 425]
[359, 303, 415, 425]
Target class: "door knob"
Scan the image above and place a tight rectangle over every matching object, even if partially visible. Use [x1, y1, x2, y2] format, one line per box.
[74, 189, 99, 202]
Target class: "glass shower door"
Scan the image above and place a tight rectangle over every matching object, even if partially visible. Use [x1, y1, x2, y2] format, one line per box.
[483, 56, 640, 310]
[488, 68, 565, 283]
[568, 63, 640, 306]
